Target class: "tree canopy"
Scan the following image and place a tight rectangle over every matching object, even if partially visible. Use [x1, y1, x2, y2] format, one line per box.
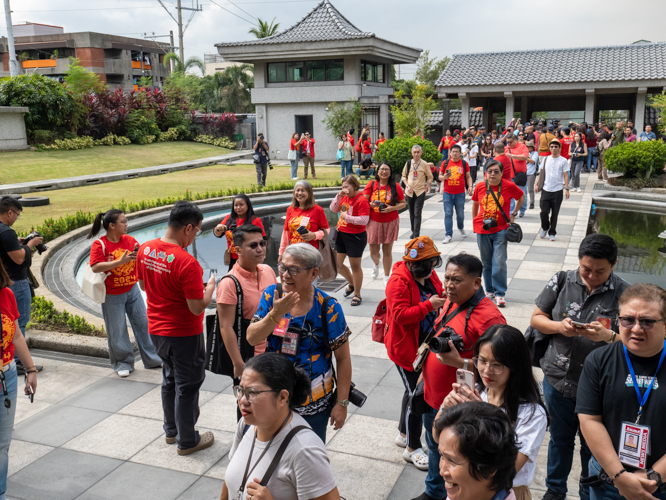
[249, 18, 280, 38]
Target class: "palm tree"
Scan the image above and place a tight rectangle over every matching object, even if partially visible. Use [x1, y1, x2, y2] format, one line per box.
[163, 52, 205, 75]
[248, 18, 280, 39]
[208, 64, 254, 113]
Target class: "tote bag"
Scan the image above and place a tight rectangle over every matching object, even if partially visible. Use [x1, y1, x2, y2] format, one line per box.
[81, 240, 109, 303]
[318, 230, 339, 281]
[287, 149, 297, 161]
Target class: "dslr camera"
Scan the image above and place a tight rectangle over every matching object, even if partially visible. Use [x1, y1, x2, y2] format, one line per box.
[428, 327, 465, 354]
[379, 202, 387, 211]
[348, 382, 367, 408]
[23, 231, 48, 255]
[482, 218, 498, 231]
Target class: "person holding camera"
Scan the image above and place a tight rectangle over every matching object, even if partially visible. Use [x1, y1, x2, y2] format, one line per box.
[214, 194, 266, 271]
[0, 196, 44, 375]
[439, 144, 473, 245]
[535, 138, 570, 242]
[471, 160, 525, 308]
[402, 145, 434, 239]
[301, 131, 316, 180]
[253, 132, 270, 187]
[461, 135, 479, 186]
[413, 253, 506, 500]
[247, 243, 352, 442]
[289, 132, 304, 180]
[385, 236, 445, 471]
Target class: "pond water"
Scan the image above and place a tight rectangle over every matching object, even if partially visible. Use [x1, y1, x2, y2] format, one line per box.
[587, 206, 666, 289]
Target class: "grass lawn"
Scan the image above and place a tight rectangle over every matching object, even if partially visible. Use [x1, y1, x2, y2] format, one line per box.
[0, 142, 233, 185]
[13, 164, 343, 233]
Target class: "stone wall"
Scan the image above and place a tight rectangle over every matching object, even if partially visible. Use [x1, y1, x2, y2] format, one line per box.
[0, 106, 29, 151]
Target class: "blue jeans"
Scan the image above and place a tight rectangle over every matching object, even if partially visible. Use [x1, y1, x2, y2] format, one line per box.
[290, 159, 298, 178]
[9, 279, 30, 337]
[0, 364, 17, 500]
[101, 284, 161, 372]
[423, 406, 446, 499]
[441, 149, 449, 161]
[510, 184, 527, 215]
[443, 192, 465, 237]
[356, 167, 375, 178]
[476, 230, 508, 297]
[302, 402, 333, 443]
[543, 376, 591, 500]
[588, 456, 666, 500]
[586, 151, 598, 172]
[340, 159, 353, 178]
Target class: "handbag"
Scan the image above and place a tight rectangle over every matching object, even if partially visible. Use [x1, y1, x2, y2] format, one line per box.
[371, 299, 388, 343]
[336, 148, 344, 161]
[317, 229, 338, 281]
[287, 149, 297, 161]
[524, 271, 565, 367]
[509, 153, 527, 187]
[81, 240, 109, 303]
[488, 182, 523, 243]
[253, 153, 260, 163]
[591, 145, 601, 158]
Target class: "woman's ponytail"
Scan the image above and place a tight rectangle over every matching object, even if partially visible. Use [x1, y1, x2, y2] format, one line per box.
[86, 209, 124, 239]
[87, 213, 106, 239]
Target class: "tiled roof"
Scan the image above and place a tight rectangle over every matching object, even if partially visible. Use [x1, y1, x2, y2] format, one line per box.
[216, 0, 373, 47]
[436, 43, 666, 87]
[428, 110, 483, 128]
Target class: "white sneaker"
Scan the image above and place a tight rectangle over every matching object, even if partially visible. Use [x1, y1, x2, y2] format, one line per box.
[442, 235, 452, 244]
[384, 276, 390, 286]
[118, 369, 130, 378]
[577, 187, 582, 192]
[550, 235, 556, 241]
[539, 228, 547, 239]
[292, 177, 299, 181]
[395, 434, 407, 448]
[459, 228, 467, 237]
[371, 264, 380, 279]
[403, 447, 429, 471]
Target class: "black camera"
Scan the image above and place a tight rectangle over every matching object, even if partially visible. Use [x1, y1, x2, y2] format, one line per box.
[348, 382, 367, 408]
[23, 231, 48, 255]
[379, 203, 387, 211]
[482, 218, 497, 231]
[428, 327, 464, 354]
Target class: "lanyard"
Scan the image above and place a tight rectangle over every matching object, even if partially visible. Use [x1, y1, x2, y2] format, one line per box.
[623, 341, 666, 424]
[239, 413, 291, 494]
[412, 159, 421, 172]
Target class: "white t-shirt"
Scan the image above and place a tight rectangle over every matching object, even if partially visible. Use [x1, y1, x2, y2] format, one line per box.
[541, 155, 570, 192]
[480, 391, 548, 487]
[225, 412, 337, 499]
[461, 144, 479, 167]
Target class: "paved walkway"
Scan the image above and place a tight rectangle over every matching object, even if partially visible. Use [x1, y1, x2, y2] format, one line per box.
[9, 174, 597, 500]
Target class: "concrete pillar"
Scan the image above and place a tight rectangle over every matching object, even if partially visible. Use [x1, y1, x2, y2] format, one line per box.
[504, 92, 514, 128]
[585, 89, 595, 125]
[460, 93, 470, 129]
[635, 87, 647, 133]
[441, 98, 451, 133]
[379, 101, 389, 138]
[520, 96, 528, 123]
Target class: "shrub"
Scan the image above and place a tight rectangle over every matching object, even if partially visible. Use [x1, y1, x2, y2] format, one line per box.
[125, 109, 160, 144]
[29, 296, 106, 337]
[92, 134, 132, 146]
[33, 129, 55, 145]
[607, 177, 660, 190]
[374, 136, 441, 175]
[603, 141, 666, 180]
[194, 134, 235, 149]
[156, 127, 180, 142]
[42, 136, 94, 150]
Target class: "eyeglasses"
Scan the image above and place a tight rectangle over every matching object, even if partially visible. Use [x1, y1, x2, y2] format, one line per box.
[9, 210, 21, 220]
[486, 170, 501, 175]
[233, 386, 275, 403]
[518, 134, 524, 137]
[246, 240, 268, 250]
[277, 264, 312, 276]
[195, 226, 203, 236]
[473, 357, 505, 375]
[618, 316, 665, 330]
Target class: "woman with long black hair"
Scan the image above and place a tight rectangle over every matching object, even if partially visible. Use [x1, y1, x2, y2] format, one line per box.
[570, 132, 588, 192]
[363, 162, 406, 285]
[440, 324, 548, 500]
[88, 210, 161, 376]
[214, 194, 265, 271]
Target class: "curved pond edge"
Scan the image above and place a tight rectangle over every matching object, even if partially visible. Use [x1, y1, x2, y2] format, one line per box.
[592, 188, 666, 214]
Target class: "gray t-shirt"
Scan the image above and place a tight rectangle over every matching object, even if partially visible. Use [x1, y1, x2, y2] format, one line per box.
[225, 412, 337, 499]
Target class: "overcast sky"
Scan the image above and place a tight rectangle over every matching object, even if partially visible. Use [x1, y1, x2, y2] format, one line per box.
[3, 0, 665, 79]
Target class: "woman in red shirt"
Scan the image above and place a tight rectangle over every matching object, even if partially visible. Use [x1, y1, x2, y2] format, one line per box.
[330, 175, 370, 306]
[214, 194, 266, 271]
[363, 163, 406, 285]
[88, 210, 162, 376]
[279, 180, 329, 258]
[289, 132, 304, 180]
[361, 133, 373, 161]
[375, 132, 387, 149]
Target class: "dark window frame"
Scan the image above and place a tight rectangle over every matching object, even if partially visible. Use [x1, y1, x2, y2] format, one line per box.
[361, 60, 384, 83]
[267, 59, 344, 83]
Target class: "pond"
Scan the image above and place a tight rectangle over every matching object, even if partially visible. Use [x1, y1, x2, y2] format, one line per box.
[587, 206, 666, 289]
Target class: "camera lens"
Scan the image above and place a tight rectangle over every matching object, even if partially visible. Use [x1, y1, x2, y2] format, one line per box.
[428, 337, 452, 354]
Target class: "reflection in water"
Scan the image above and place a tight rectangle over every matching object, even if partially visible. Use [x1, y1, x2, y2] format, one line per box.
[587, 207, 666, 289]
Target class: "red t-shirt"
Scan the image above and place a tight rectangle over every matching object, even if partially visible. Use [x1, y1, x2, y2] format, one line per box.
[439, 136, 456, 150]
[375, 138, 386, 148]
[472, 180, 525, 234]
[221, 215, 265, 260]
[290, 138, 300, 151]
[363, 181, 404, 223]
[0, 287, 18, 366]
[561, 136, 574, 159]
[347, 134, 355, 148]
[89, 234, 139, 295]
[505, 143, 529, 178]
[337, 193, 370, 234]
[136, 239, 205, 337]
[440, 159, 469, 195]
[362, 140, 372, 155]
[423, 297, 506, 408]
[495, 154, 514, 183]
[284, 205, 329, 249]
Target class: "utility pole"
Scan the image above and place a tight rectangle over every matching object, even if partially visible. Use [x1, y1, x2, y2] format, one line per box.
[177, 0, 184, 63]
[3, 0, 19, 77]
[155, 0, 200, 66]
[169, 30, 175, 71]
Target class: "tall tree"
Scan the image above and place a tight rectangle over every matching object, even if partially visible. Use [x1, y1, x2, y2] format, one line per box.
[163, 52, 205, 75]
[214, 64, 254, 113]
[415, 50, 450, 92]
[391, 85, 438, 137]
[64, 57, 106, 133]
[249, 18, 280, 39]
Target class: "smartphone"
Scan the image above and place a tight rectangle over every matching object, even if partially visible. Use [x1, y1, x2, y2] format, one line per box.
[296, 226, 309, 236]
[456, 369, 475, 392]
[25, 379, 34, 403]
[202, 268, 213, 284]
[571, 320, 587, 328]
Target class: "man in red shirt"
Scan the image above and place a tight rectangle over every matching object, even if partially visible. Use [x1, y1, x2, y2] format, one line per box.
[505, 133, 530, 217]
[417, 253, 506, 500]
[301, 131, 316, 180]
[493, 143, 513, 183]
[560, 127, 573, 159]
[136, 201, 216, 456]
[472, 159, 525, 308]
[439, 144, 472, 245]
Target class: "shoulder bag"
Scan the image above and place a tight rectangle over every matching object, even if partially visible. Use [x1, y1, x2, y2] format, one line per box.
[81, 240, 109, 303]
[487, 182, 523, 243]
[317, 229, 338, 282]
[205, 275, 255, 377]
[536, 156, 548, 192]
[524, 271, 566, 367]
[287, 147, 297, 161]
[336, 144, 344, 161]
[508, 150, 527, 187]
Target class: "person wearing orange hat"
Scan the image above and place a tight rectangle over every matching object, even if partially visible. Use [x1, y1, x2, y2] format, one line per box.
[385, 236, 446, 472]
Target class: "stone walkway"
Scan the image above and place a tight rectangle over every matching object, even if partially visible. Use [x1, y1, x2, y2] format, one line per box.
[8, 174, 597, 500]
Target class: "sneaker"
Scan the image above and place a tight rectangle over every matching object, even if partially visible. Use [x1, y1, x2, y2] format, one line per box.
[394, 434, 407, 448]
[177, 431, 215, 456]
[540, 490, 566, 500]
[529, 203, 535, 209]
[292, 177, 299, 180]
[371, 264, 381, 279]
[519, 212, 525, 218]
[577, 187, 582, 192]
[403, 447, 429, 471]
[485, 292, 495, 301]
[383, 276, 390, 286]
[117, 369, 130, 378]
[459, 228, 467, 237]
[495, 295, 506, 308]
[442, 235, 452, 244]
[539, 228, 547, 239]
[165, 436, 176, 445]
[550, 235, 556, 241]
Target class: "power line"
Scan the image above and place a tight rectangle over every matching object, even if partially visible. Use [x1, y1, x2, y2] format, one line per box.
[208, 0, 256, 25]
[11, 0, 316, 12]
[223, 0, 258, 22]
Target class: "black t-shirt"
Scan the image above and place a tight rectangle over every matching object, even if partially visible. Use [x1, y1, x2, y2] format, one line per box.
[0, 223, 27, 281]
[417, 278, 438, 343]
[576, 341, 666, 469]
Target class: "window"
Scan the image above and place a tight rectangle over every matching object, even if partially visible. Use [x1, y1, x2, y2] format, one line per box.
[267, 59, 344, 82]
[362, 60, 384, 83]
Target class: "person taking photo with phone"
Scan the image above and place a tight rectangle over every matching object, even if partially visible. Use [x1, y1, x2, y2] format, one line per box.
[214, 194, 266, 272]
[279, 180, 329, 260]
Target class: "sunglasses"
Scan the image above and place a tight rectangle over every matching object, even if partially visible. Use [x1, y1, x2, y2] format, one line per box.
[486, 170, 501, 175]
[618, 316, 665, 330]
[246, 240, 268, 250]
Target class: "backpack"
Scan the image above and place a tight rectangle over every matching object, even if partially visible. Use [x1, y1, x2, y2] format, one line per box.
[371, 299, 388, 343]
[443, 158, 469, 175]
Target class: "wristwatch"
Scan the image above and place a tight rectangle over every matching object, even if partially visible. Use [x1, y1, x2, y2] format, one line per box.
[647, 469, 664, 491]
[336, 399, 350, 407]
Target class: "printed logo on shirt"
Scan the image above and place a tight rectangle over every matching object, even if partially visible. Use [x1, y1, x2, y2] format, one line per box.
[447, 167, 463, 186]
[167, 254, 175, 263]
[480, 191, 504, 217]
[143, 246, 150, 255]
[149, 249, 157, 258]
[625, 374, 659, 389]
[157, 251, 167, 261]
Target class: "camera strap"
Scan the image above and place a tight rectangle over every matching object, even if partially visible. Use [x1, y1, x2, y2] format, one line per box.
[424, 300, 471, 347]
[487, 181, 511, 225]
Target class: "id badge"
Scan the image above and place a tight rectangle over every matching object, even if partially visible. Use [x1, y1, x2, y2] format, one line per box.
[413, 170, 418, 179]
[273, 317, 290, 338]
[299, 216, 310, 227]
[597, 317, 611, 329]
[618, 421, 650, 469]
[413, 343, 429, 371]
[280, 329, 301, 356]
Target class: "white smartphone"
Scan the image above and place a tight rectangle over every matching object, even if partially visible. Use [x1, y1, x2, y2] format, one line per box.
[456, 368, 475, 392]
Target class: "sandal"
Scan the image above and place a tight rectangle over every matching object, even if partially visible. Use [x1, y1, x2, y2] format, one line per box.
[403, 447, 429, 471]
[343, 285, 355, 297]
[351, 295, 362, 306]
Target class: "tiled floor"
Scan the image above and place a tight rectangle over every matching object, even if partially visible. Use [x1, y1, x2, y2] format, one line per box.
[9, 175, 597, 499]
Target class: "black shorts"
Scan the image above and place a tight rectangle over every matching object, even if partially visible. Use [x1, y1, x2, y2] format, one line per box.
[335, 230, 367, 258]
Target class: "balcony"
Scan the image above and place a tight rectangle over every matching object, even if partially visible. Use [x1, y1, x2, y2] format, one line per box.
[21, 59, 57, 69]
[131, 61, 152, 70]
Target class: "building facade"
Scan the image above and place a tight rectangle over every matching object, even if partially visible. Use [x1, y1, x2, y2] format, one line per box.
[0, 24, 170, 91]
[215, 0, 421, 161]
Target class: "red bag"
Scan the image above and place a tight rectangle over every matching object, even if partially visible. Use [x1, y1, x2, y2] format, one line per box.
[371, 299, 388, 343]
[355, 139, 362, 153]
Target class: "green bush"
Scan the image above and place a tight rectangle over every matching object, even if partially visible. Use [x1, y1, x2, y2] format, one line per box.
[194, 134, 235, 149]
[92, 134, 132, 146]
[42, 136, 94, 151]
[374, 136, 442, 175]
[33, 129, 55, 145]
[156, 127, 180, 142]
[125, 109, 160, 144]
[603, 141, 666, 180]
[29, 296, 106, 337]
